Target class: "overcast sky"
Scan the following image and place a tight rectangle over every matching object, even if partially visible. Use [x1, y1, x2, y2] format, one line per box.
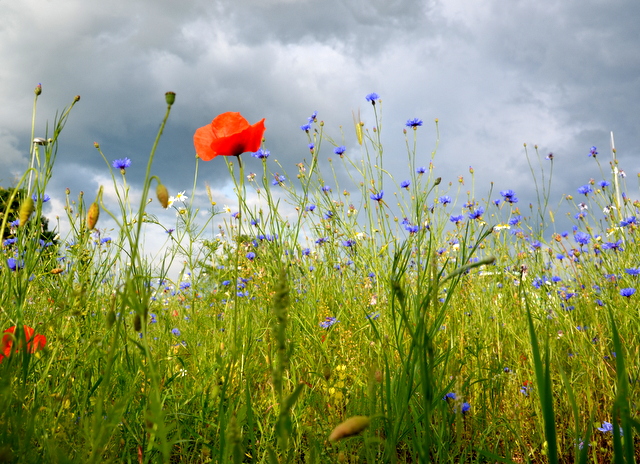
[2, 0, 639, 272]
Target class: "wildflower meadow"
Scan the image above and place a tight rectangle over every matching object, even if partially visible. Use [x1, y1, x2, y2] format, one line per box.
[0, 86, 638, 463]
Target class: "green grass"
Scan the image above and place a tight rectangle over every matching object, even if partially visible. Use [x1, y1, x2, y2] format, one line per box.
[0, 89, 638, 463]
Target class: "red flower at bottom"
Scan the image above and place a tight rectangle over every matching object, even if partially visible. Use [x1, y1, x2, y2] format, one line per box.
[194, 112, 266, 161]
[0, 325, 47, 363]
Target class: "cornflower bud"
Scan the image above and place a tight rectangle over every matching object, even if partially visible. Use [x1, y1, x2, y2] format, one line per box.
[34, 83, 42, 96]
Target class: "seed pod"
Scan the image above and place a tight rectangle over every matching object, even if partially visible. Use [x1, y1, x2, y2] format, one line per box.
[87, 202, 100, 229]
[165, 92, 176, 106]
[156, 184, 169, 208]
[328, 416, 370, 442]
[19, 198, 35, 226]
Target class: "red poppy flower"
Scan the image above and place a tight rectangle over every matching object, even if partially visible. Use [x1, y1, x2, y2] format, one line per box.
[0, 325, 47, 363]
[193, 112, 266, 161]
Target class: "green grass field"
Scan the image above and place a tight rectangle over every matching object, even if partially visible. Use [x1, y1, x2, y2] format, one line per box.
[0, 89, 638, 463]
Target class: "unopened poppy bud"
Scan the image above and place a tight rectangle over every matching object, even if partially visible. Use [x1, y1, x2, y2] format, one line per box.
[156, 184, 169, 208]
[133, 315, 142, 332]
[434, 177, 442, 186]
[328, 416, 370, 442]
[19, 198, 35, 226]
[165, 92, 176, 106]
[87, 202, 100, 229]
[34, 83, 42, 96]
[106, 310, 116, 329]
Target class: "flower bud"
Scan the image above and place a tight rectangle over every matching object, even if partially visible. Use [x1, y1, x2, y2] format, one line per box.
[19, 198, 35, 226]
[74, 95, 81, 102]
[165, 92, 176, 106]
[87, 202, 100, 229]
[156, 183, 169, 208]
[34, 83, 42, 96]
[329, 416, 370, 442]
[133, 314, 142, 332]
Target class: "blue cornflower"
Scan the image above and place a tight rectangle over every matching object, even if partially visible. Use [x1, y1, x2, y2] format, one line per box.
[620, 216, 637, 227]
[149, 313, 158, 323]
[443, 392, 456, 401]
[171, 328, 181, 336]
[321, 185, 331, 193]
[112, 158, 131, 171]
[308, 111, 318, 123]
[305, 204, 316, 212]
[602, 239, 624, 251]
[597, 421, 622, 436]
[365, 93, 380, 103]
[577, 185, 593, 195]
[308, 143, 314, 151]
[400, 180, 410, 189]
[252, 148, 270, 159]
[342, 240, 355, 247]
[500, 189, 518, 203]
[416, 166, 426, 174]
[300, 123, 311, 132]
[624, 268, 640, 276]
[272, 174, 286, 186]
[179, 282, 191, 290]
[323, 211, 333, 220]
[546, 153, 554, 160]
[508, 215, 522, 226]
[405, 118, 423, 128]
[450, 214, 464, 224]
[530, 240, 542, 250]
[493, 199, 501, 206]
[366, 312, 380, 320]
[589, 146, 598, 157]
[302, 248, 310, 256]
[620, 288, 635, 298]
[405, 224, 419, 234]
[370, 190, 384, 202]
[574, 232, 590, 246]
[439, 195, 452, 205]
[32, 193, 51, 203]
[599, 180, 610, 188]
[460, 402, 471, 414]
[7, 258, 24, 271]
[246, 252, 256, 261]
[3, 238, 16, 246]
[334, 146, 346, 156]
[319, 317, 339, 329]
[468, 207, 484, 220]
[315, 237, 328, 245]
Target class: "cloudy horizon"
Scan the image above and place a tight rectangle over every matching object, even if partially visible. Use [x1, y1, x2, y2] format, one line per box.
[2, 0, 639, 277]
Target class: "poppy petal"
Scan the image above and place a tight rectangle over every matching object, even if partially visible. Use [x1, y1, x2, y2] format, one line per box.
[194, 112, 266, 161]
